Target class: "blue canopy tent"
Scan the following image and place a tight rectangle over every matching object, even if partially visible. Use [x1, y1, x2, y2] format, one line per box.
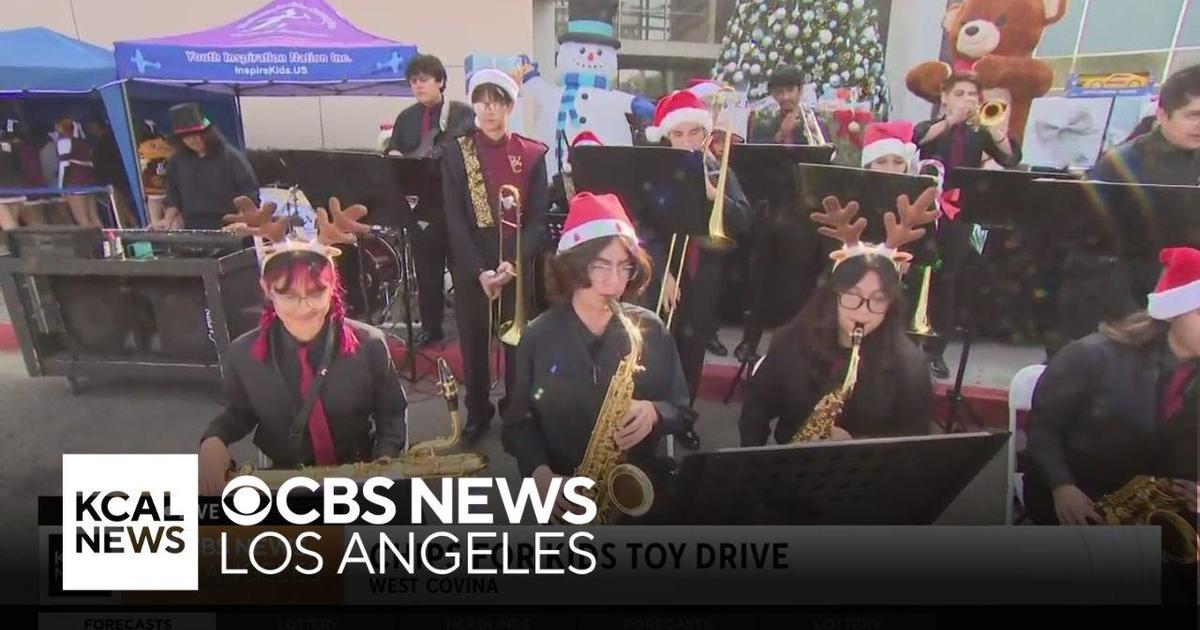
[0, 27, 146, 223]
[114, 0, 418, 100]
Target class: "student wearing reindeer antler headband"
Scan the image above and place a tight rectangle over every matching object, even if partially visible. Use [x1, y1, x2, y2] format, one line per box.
[196, 198, 408, 495]
[739, 189, 938, 447]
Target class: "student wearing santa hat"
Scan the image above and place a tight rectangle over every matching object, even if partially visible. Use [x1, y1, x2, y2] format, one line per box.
[1025, 247, 1198, 594]
[502, 192, 694, 519]
[861, 121, 918, 174]
[442, 68, 550, 444]
[645, 88, 751, 449]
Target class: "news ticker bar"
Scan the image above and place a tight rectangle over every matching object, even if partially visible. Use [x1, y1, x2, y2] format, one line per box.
[40, 525, 1164, 606]
[35, 610, 940, 630]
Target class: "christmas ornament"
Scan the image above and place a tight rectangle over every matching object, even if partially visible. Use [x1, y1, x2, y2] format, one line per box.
[785, 24, 800, 39]
[818, 29, 832, 44]
[750, 63, 762, 76]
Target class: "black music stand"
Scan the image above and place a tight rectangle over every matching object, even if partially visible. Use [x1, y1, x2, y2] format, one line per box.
[943, 170, 1086, 431]
[946, 168, 1079, 230]
[570, 145, 711, 238]
[278, 150, 432, 382]
[715, 147, 836, 402]
[794, 163, 940, 262]
[659, 432, 1008, 525]
[1026, 178, 1200, 257]
[729, 143, 835, 208]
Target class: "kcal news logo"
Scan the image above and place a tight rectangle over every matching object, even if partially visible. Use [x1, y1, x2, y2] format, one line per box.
[62, 454, 198, 591]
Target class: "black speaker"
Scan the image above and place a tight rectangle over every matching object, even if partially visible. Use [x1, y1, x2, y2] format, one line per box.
[8, 225, 103, 260]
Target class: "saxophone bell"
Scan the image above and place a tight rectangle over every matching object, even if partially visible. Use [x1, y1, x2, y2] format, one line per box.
[608, 462, 655, 517]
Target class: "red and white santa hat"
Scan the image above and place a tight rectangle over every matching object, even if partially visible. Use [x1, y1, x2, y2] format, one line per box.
[686, 78, 722, 100]
[557, 192, 638, 253]
[645, 89, 712, 143]
[571, 130, 603, 148]
[1148, 247, 1200, 320]
[860, 121, 917, 168]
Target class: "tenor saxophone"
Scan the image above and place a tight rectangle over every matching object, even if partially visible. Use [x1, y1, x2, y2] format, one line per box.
[234, 358, 488, 486]
[1095, 476, 1198, 564]
[574, 300, 655, 524]
[791, 325, 864, 443]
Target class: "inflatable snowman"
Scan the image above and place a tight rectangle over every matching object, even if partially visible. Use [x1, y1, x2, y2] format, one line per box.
[520, 0, 652, 181]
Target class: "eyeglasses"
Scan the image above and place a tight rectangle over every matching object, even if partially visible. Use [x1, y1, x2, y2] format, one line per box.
[587, 261, 636, 279]
[838, 293, 889, 314]
[271, 289, 329, 309]
[475, 101, 507, 111]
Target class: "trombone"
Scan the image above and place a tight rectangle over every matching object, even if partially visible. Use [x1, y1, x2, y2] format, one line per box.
[654, 85, 738, 328]
[907, 262, 937, 338]
[493, 184, 527, 346]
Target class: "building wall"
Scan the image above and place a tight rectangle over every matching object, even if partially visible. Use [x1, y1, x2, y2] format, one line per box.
[0, 0, 535, 149]
[883, 0, 947, 123]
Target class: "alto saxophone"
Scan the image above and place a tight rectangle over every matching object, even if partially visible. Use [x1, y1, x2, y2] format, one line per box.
[234, 358, 488, 486]
[791, 325, 864, 443]
[574, 300, 656, 524]
[1095, 476, 1198, 564]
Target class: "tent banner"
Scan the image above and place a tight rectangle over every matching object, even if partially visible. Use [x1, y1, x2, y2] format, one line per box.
[115, 43, 416, 84]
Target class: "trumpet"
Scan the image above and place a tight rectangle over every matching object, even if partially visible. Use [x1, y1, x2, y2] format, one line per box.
[654, 85, 738, 327]
[494, 184, 527, 347]
[968, 99, 1008, 130]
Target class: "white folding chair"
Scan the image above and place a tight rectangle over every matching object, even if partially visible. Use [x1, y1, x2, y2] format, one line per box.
[1006, 364, 1045, 524]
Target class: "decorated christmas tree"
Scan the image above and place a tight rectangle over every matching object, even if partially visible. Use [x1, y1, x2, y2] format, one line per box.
[713, 0, 890, 115]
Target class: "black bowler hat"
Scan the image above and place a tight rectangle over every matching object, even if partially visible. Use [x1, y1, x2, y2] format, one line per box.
[169, 103, 210, 135]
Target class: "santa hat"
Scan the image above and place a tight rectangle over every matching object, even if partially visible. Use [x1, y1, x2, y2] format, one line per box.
[1148, 247, 1200, 320]
[686, 78, 722, 100]
[571, 131, 603, 148]
[645, 90, 712, 143]
[467, 69, 519, 105]
[860, 121, 917, 168]
[557, 192, 638, 253]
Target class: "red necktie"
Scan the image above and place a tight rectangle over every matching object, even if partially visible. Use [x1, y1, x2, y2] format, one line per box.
[685, 239, 701, 280]
[420, 106, 433, 138]
[948, 125, 966, 173]
[1160, 363, 1197, 424]
[296, 345, 338, 465]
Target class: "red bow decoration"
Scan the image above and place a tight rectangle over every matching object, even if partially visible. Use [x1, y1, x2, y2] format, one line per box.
[940, 188, 962, 221]
[831, 109, 875, 147]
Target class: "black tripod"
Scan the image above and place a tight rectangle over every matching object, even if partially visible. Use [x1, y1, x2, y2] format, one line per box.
[940, 324, 981, 433]
[371, 223, 436, 383]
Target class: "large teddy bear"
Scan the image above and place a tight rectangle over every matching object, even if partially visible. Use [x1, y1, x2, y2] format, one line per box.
[906, 0, 1068, 140]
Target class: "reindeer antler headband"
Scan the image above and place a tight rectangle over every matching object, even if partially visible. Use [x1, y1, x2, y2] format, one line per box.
[223, 196, 371, 266]
[810, 187, 938, 269]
